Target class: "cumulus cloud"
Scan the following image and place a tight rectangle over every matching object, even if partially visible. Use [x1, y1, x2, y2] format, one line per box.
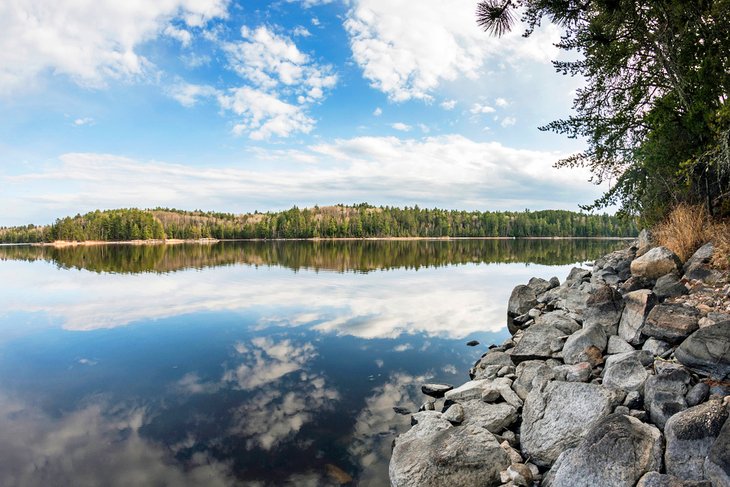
[495, 97, 509, 107]
[167, 82, 218, 107]
[470, 103, 496, 114]
[0, 0, 228, 94]
[501, 116, 517, 127]
[440, 99, 457, 110]
[73, 117, 95, 127]
[344, 0, 560, 101]
[390, 122, 411, 132]
[373, 107, 383, 116]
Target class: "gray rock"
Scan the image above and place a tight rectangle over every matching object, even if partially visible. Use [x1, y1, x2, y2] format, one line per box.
[644, 304, 701, 343]
[638, 229, 654, 249]
[684, 243, 714, 273]
[508, 285, 538, 333]
[625, 390, 643, 409]
[644, 364, 692, 430]
[521, 381, 624, 467]
[675, 321, 730, 380]
[460, 399, 519, 433]
[444, 380, 489, 402]
[563, 362, 592, 382]
[566, 267, 591, 283]
[390, 417, 510, 487]
[685, 383, 710, 407]
[535, 310, 581, 335]
[513, 360, 555, 400]
[619, 289, 657, 345]
[563, 323, 608, 365]
[608, 335, 636, 354]
[665, 399, 728, 480]
[654, 272, 689, 300]
[528, 276, 557, 296]
[636, 471, 712, 487]
[545, 414, 663, 487]
[565, 281, 595, 316]
[421, 383, 454, 398]
[631, 246, 683, 280]
[621, 276, 654, 293]
[704, 415, 730, 487]
[481, 377, 523, 409]
[442, 403, 464, 424]
[510, 323, 564, 363]
[643, 337, 673, 357]
[471, 350, 515, 379]
[583, 285, 624, 335]
[603, 351, 652, 392]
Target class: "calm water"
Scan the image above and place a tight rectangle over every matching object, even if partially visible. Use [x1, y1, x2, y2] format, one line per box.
[0, 239, 622, 487]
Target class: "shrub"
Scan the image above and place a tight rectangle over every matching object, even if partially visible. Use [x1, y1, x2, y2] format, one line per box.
[653, 204, 710, 262]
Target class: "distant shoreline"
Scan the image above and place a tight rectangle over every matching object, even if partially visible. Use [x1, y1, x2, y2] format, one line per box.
[0, 236, 636, 247]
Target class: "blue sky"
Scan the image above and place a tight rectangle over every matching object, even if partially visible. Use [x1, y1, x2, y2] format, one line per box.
[0, 0, 606, 226]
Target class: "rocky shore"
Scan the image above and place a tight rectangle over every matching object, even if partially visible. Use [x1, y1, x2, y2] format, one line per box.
[389, 234, 730, 486]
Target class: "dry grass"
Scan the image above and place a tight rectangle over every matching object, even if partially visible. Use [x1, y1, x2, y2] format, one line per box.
[710, 222, 730, 269]
[654, 204, 711, 262]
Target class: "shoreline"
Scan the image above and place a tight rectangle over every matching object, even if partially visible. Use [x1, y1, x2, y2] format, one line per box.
[0, 236, 635, 247]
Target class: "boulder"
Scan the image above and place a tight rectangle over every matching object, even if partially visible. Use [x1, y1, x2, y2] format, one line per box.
[421, 383, 453, 398]
[545, 414, 663, 487]
[664, 399, 729, 481]
[619, 290, 658, 345]
[704, 415, 730, 487]
[621, 276, 654, 293]
[510, 323, 564, 363]
[564, 281, 594, 316]
[631, 246, 683, 280]
[535, 310, 581, 335]
[528, 276, 557, 296]
[675, 321, 730, 380]
[654, 272, 689, 300]
[390, 416, 510, 487]
[643, 337, 673, 357]
[508, 285, 538, 333]
[459, 400, 519, 433]
[683, 243, 724, 283]
[471, 350, 514, 379]
[643, 304, 701, 343]
[603, 351, 652, 392]
[444, 380, 489, 402]
[521, 381, 624, 467]
[608, 335, 636, 354]
[583, 284, 624, 335]
[636, 472, 712, 487]
[562, 323, 607, 365]
[566, 267, 591, 283]
[513, 360, 555, 400]
[644, 364, 692, 430]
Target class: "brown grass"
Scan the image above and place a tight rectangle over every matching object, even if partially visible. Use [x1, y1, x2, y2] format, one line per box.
[710, 221, 730, 269]
[654, 203, 711, 262]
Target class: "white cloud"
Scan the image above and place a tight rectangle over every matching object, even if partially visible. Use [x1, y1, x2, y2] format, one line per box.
[390, 122, 411, 132]
[73, 117, 95, 127]
[470, 103, 496, 114]
[167, 82, 218, 107]
[311, 17, 321, 26]
[495, 97, 509, 107]
[373, 107, 383, 116]
[501, 116, 517, 127]
[344, 0, 561, 101]
[0, 0, 228, 94]
[440, 99, 457, 110]
[292, 26, 311, 37]
[418, 123, 430, 133]
[217, 86, 315, 140]
[164, 25, 193, 47]
[218, 25, 337, 138]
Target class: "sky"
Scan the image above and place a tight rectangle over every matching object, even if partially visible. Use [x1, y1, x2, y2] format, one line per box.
[0, 0, 607, 226]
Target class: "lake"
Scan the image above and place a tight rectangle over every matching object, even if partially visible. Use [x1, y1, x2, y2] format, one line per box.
[0, 239, 623, 487]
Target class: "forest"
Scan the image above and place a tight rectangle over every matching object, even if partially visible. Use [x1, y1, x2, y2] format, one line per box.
[0, 205, 638, 243]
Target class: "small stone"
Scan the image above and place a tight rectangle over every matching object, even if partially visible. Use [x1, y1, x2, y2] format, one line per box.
[505, 463, 533, 486]
[624, 390, 643, 409]
[466, 340, 479, 347]
[500, 441, 524, 464]
[615, 405, 630, 415]
[564, 362, 592, 382]
[442, 403, 464, 424]
[418, 401, 436, 412]
[630, 409, 649, 422]
[607, 335, 636, 354]
[642, 337, 672, 357]
[563, 323, 608, 365]
[393, 406, 411, 415]
[685, 382, 710, 407]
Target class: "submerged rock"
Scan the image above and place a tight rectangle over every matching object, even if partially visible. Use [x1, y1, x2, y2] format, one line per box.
[545, 414, 663, 487]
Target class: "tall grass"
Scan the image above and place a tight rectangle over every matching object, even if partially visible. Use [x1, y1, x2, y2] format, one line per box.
[653, 204, 710, 262]
[711, 222, 730, 269]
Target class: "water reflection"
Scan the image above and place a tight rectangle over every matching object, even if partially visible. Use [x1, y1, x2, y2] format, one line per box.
[0, 240, 622, 486]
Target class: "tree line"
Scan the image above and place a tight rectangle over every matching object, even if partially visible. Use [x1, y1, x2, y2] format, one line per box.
[0, 204, 638, 243]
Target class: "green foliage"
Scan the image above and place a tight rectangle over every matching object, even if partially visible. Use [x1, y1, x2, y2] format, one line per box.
[0, 205, 638, 243]
[477, 0, 730, 223]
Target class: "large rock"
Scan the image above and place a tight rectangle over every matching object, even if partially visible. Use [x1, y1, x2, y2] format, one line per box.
[444, 379, 489, 401]
[510, 323, 564, 363]
[603, 351, 652, 392]
[508, 285, 538, 333]
[637, 472, 712, 487]
[608, 335, 636, 354]
[644, 364, 692, 430]
[545, 414, 663, 487]
[619, 290, 657, 345]
[459, 399, 519, 433]
[521, 381, 624, 467]
[513, 360, 555, 400]
[654, 272, 688, 300]
[631, 246, 683, 279]
[390, 414, 510, 487]
[683, 243, 723, 283]
[562, 323, 608, 365]
[664, 399, 729, 481]
[535, 310, 581, 335]
[705, 415, 730, 486]
[583, 284, 624, 335]
[675, 321, 730, 380]
[564, 281, 595, 316]
[643, 304, 701, 343]
[528, 276, 558, 296]
[470, 350, 514, 379]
